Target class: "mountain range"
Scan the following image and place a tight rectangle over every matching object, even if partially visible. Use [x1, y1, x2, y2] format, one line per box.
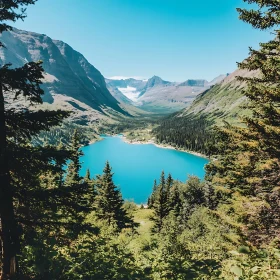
[1, 27, 233, 122]
[106, 75, 228, 114]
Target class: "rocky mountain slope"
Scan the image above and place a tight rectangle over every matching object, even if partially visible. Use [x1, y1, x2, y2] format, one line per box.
[106, 75, 227, 114]
[0, 28, 130, 124]
[178, 79, 207, 87]
[138, 76, 172, 98]
[176, 69, 255, 125]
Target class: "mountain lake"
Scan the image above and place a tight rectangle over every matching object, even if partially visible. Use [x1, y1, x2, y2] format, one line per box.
[80, 135, 209, 204]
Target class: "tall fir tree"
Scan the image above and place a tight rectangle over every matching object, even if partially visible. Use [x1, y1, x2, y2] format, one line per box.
[147, 179, 157, 208]
[65, 129, 83, 186]
[165, 173, 173, 206]
[169, 184, 182, 218]
[84, 169, 91, 183]
[94, 161, 134, 231]
[150, 171, 171, 232]
[83, 169, 96, 207]
[0, 1, 44, 277]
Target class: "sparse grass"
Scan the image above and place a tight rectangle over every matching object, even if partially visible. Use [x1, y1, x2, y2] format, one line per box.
[133, 208, 154, 235]
[124, 125, 155, 142]
[127, 208, 155, 256]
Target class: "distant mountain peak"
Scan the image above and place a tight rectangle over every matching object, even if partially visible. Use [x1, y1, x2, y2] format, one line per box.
[146, 75, 170, 88]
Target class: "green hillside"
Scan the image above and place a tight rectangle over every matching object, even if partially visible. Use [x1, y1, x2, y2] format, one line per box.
[179, 68, 257, 125]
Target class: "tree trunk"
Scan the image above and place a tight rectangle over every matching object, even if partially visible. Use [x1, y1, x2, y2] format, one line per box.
[0, 81, 18, 279]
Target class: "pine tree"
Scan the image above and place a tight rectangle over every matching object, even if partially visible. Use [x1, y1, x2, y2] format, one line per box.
[83, 169, 96, 207]
[94, 162, 134, 230]
[151, 171, 171, 232]
[147, 179, 157, 208]
[65, 129, 83, 185]
[165, 173, 173, 207]
[206, 0, 280, 244]
[0, 1, 48, 277]
[61, 129, 98, 238]
[169, 184, 182, 217]
[84, 169, 91, 183]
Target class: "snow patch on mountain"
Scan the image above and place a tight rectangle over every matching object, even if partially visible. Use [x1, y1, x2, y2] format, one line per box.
[117, 86, 140, 101]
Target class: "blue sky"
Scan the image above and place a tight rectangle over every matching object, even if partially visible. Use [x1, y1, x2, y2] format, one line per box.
[13, 0, 272, 81]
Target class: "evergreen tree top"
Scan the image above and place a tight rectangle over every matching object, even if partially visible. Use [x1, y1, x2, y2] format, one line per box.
[103, 161, 114, 177]
[159, 170, 165, 187]
[237, 0, 280, 30]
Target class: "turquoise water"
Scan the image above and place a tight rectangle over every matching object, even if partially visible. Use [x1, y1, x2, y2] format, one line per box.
[80, 136, 209, 204]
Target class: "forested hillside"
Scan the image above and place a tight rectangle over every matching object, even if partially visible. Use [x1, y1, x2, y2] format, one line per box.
[1, 1, 280, 280]
[153, 64, 256, 155]
[153, 114, 216, 156]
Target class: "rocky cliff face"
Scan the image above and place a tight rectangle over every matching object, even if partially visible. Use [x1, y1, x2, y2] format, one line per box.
[0, 28, 128, 122]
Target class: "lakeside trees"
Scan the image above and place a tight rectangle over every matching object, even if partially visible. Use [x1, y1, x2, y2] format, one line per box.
[94, 161, 135, 231]
[153, 114, 216, 156]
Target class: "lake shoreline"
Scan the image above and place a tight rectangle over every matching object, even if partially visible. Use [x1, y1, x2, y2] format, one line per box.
[121, 136, 209, 159]
[86, 134, 209, 159]
[83, 137, 104, 147]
